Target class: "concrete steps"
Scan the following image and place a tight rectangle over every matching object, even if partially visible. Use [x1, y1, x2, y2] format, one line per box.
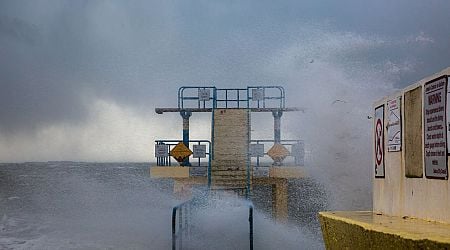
[211, 109, 251, 189]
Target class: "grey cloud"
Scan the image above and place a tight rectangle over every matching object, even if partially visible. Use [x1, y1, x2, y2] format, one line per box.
[1, 0, 450, 136]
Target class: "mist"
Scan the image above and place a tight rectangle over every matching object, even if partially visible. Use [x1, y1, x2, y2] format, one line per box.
[1, 1, 450, 248]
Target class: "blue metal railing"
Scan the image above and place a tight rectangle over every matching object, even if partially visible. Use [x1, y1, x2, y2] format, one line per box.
[177, 86, 285, 110]
[246, 86, 285, 109]
[172, 199, 193, 250]
[172, 198, 254, 250]
[155, 140, 212, 186]
[250, 139, 305, 167]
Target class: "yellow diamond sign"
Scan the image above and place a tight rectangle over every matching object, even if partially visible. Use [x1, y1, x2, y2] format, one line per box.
[267, 143, 290, 163]
[170, 142, 193, 163]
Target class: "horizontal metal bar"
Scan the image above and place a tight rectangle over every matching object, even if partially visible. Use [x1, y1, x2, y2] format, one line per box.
[216, 88, 247, 91]
[156, 107, 303, 114]
[156, 139, 211, 143]
[251, 139, 302, 143]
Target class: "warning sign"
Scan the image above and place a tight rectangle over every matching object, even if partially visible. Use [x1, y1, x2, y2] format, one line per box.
[170, 142, 193, 163]
[374, 105, 385, 178]
[291, 142, 305, 166]
[252, 89, 264, 101]
[424, 76, 448, 179]
[198, 89, 210, 101]
[155, 144, 169, 157]
[193, 144, 206, 158]
[387, 97, 402, 152]
[249, 144, 265, 157]
[267, 143, 290, 163]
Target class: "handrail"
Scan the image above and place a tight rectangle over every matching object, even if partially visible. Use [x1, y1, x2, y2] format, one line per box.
[171, 198, 254, 250]
[250, 139, 305, 167]
[177, 86, 286, 110]
[172, 199, 193, 250]
[155, 139, 212, 186]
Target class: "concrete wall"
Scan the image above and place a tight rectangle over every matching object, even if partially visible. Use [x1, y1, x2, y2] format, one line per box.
[211, 109, 250, 188]
[373, 67, 450, 223]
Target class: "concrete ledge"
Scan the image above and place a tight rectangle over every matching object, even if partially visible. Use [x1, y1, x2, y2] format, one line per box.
[269, 167, 306, 178]
[150, 166, 189, 178]
[319, 211, 450, 249]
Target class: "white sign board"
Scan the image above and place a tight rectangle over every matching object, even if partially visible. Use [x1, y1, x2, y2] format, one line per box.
[193, 144, 207, 158]
[291, 142, 305, 166]
[387, 96, 402, 152]
[447, 76, 450, 154]
[424, 76, 448, 179]
[198, 89, 211, 101]
[249, 144, 264, 157]
[252, 89, 264, 101]
[155, 144, 169, 157]
[374, 105, 385, 178]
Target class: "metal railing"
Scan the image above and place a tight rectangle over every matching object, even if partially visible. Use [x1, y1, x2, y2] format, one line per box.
[172, 199, 193, 250]
[177, 86, 285, 110]
[155, 140, 212, 185]
[250, 139, 305, 167]
[172, 197, 254, 250]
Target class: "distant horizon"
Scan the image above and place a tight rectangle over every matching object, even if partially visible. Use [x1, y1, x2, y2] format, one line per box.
[2, 1, 450, 162]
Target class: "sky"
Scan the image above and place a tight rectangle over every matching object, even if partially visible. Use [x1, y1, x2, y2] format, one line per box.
[1, 0, 450, 163]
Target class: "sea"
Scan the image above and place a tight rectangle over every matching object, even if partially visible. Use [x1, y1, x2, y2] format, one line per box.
[0, 162, 326, 249]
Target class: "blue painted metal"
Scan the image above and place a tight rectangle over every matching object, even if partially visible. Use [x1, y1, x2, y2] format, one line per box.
[250, 139, 304, 167]
[177, 86, 286, 110]
[155, 140, 212, 183]
[172, 199, 192, 250]
[172, 198, 254, 250]
[246, 108, 251, 199]
[272, 111, 283, 144]
[180, 111, 192, 166]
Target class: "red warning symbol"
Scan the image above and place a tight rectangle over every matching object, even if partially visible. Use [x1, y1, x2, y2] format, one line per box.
[375, 119, 383, 166]
[374, 105, 385, 177]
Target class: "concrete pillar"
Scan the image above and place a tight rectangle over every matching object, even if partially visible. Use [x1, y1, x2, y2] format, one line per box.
[272, 111, 283, 144]
[180, 111, 192, 166]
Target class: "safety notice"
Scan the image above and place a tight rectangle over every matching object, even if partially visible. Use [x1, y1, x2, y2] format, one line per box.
[374, 105, 385, 178]
[387, 97, 402, 152]
[424, 76, 448, 179]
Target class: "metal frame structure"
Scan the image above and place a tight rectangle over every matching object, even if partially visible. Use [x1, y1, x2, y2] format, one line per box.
[155, 86, 305, 249]
[177, 86, 286, 110]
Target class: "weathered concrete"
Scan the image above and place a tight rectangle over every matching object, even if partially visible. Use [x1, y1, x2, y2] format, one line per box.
[319, 211, 450, 250]
[269, 166, 306, 178]
[404, 86, 423, 178]
[320, 67, 450, 249]
[150, 166, 189, 178]
[373, 67, 450, 223]
[211, 109, 250, 188]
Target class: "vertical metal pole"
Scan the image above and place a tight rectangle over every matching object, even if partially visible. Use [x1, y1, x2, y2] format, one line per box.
[172, 207, 177, 250]
[246, 109, 251, 199]
[272, 111, 283, 144]
[180, 111, 192, 166]
[249, 205, 254, 250]
[208, 143, 212, 187]
[179, 208, 183, 250]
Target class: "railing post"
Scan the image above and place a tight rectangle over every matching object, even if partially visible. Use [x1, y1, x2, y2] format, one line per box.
[249, 205, 254, 250]
[172, 207, 177, 250]
[272, 110, 283, 144]
[180, 111, 192, 166]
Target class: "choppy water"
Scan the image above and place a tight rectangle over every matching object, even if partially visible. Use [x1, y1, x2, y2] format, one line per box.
[0, 162, 325, 249]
